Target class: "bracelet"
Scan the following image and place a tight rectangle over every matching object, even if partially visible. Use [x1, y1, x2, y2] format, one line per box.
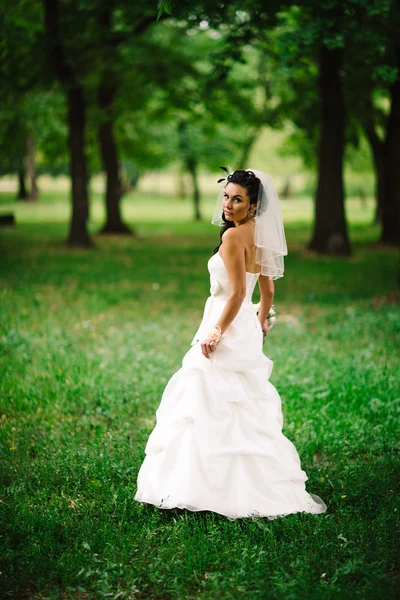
[207, 325, 222, 343]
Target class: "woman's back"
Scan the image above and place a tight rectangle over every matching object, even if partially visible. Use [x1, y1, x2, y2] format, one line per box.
[220, 221, 261, 275]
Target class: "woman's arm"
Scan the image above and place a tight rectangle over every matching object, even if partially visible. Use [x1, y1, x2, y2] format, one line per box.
[257, 275, 275, 325]
[201, 228, 246, 358]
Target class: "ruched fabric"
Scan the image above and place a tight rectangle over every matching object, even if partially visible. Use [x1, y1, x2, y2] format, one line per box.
[134, 251, 327, 519]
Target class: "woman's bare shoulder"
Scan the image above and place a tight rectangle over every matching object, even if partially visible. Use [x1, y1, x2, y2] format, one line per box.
[221, 227, 241, 242]
[220, 227, 244, 253]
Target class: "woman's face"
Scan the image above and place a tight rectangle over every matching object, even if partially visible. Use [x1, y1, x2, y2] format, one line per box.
[222, 182, 252, 224]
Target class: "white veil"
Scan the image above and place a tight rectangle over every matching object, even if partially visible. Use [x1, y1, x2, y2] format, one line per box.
[211, 168, 288, 280]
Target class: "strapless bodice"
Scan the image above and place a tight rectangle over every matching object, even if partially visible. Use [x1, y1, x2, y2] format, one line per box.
[190, 250, 262, 348]
[208, 251, 260, 304]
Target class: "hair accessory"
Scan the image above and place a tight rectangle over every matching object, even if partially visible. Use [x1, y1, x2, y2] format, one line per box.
[212, 168, 288, 280]
[216, 165, 233, 184]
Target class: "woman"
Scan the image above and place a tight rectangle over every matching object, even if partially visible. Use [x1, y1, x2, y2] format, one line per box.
[134, 169, 327, 520]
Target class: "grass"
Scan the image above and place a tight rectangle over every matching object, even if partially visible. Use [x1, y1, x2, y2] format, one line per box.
[0, 189, 399, 599]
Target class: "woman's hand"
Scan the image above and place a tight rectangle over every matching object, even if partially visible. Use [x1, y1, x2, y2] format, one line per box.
[261, 319, 270, 340]
[201, 325, 222, 359]
[201, 336, 219, 359]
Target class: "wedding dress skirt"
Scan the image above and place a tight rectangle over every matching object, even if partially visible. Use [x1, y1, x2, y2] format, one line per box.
[134, 251, 327, 520]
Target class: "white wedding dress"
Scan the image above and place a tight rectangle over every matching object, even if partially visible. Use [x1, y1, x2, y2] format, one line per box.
[134, 250, 328, 520]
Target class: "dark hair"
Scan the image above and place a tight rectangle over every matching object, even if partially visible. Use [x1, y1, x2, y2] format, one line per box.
[212, 170, 261, 255]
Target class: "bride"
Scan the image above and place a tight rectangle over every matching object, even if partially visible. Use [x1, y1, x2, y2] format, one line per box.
[134, 168, 328, 520]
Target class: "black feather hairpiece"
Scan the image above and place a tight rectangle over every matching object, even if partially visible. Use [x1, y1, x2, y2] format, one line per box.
[217, 166, 230, 184]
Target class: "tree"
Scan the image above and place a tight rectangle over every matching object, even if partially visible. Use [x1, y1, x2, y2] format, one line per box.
[117, 18, 260, 220]
[0, 1, 45, 201]
[157, 0, 351, 253]
[43, 0, 92, 247]
[309, 42, 350, 254]
[265, 4, 351, 254]
[92, 5, 170, 235]
[158, 0, 400, 252]
[341, 0, 400, 242]
[381, 43, 400, 244]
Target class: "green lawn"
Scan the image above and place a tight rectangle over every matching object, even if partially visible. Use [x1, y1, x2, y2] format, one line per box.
[0, 191, 399, 599]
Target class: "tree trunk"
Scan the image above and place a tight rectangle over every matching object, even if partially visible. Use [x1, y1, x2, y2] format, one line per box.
[66, 86, 93, 247]
[17, 162, 28, 200]
[281, 178, 293, 198]
[44, 0, 92, 247]
[308, 45, 351, 255]
[363, 120, 385, 225]
[175, 170, 186, 201]
[126, 170, 140, 193]
[238, 128, 260, 170]
[26, 133, 39, 201]
[97, 82, 132, 235]
[398, 248, 400, 288]
[187, 158, 201, 221]
[177, 118, 202, 220]
[381, 49, 400, 245]
[95, 4, 131, 236]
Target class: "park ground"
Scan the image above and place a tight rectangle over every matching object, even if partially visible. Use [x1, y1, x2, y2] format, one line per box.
[0, 186, 399, 599]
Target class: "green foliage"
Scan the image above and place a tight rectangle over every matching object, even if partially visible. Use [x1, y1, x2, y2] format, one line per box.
[114, 20, 264, 174]
[157, 0, 173, 21]
[247, 0, 398, 176]
[1, 0, 398, 191]
[0, 0, 44, 90]
[0, 90, 66, 177]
